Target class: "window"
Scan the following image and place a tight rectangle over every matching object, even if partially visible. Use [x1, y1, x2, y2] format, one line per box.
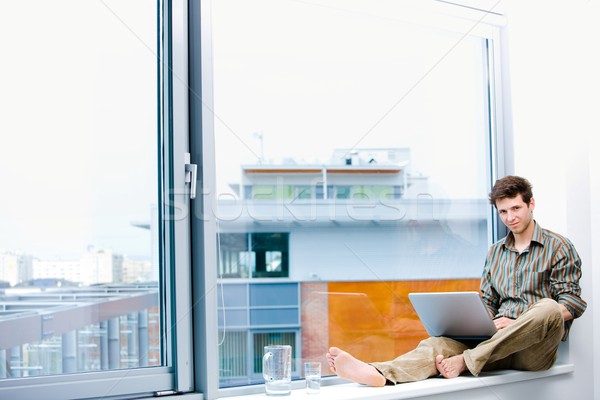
[0, 1, 508, 398]
[217, 283, 300, 387]
[294, 186, 315, 200]
[195, 0, 507, 397]
[0, 1, 194, 398]
[219, 233, 290, 278]
[252, 332, 298, 376]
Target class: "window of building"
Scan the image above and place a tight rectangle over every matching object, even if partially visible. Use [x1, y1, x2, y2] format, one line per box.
[217, 283, 300, 387]
[332, 185, 352, 199]
[219, 233, 290, 278]
[252, 331, 298, 376]
[294, 186, 315, 200]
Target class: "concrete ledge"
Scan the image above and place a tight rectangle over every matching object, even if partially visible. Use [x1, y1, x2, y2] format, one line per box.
[231, 364, 574, 400]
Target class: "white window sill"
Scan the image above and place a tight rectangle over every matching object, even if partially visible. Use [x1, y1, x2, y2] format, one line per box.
[229, 363, 574, 400]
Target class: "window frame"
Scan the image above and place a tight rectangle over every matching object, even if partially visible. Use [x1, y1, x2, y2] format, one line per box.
[0, 0, 196, 398]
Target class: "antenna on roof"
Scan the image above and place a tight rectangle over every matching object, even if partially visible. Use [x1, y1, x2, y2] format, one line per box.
[253, 131, 265, 164]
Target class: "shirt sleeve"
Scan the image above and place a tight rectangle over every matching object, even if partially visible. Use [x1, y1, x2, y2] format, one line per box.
[480, 250, 500, 318]
[551, 238, 587, 319]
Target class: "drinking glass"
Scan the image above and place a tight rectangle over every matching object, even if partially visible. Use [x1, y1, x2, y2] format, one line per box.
[304, 361, 321, 395]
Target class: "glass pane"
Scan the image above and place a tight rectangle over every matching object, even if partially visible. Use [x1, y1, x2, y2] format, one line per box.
[211, 0, 492, 389]
[0, 0, 160, 380]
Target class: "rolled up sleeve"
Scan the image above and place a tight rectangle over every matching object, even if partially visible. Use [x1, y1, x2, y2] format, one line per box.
[551, 240, 587, 319]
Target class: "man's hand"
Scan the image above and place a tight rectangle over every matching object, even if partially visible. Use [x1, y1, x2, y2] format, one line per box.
[493, 317, 515, 330]
[559, 303, 573, 321]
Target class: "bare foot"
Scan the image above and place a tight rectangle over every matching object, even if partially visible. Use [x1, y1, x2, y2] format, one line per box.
[435, 354, 466, 379]
[326, 347, 386, 387]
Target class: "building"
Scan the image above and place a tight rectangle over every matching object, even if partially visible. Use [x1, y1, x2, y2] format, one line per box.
[215, 148, 487, 385]
[0, 251, 33, 286]
[0, 283, 160, 378]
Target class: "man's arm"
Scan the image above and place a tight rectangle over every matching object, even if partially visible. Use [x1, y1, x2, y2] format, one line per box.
[551, 238, 587, 320]
[480, 251, 500, 317]
[494, 303, 572, 330]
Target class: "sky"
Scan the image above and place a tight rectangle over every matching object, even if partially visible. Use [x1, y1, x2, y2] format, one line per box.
[211, 0, 490, 198]
[1, 0, 492, 260]
[0, 1, 157, 260]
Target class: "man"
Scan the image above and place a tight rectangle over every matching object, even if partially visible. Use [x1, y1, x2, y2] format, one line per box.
[326, 175, 586, 386]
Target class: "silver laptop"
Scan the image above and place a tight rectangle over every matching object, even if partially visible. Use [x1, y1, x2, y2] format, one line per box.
[408, 291, 497, 340]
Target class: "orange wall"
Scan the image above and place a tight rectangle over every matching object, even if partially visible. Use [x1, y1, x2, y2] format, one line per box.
[326, 279, 480, 363]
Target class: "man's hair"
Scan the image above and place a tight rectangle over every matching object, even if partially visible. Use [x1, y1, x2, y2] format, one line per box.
[489, 175, 533, 206]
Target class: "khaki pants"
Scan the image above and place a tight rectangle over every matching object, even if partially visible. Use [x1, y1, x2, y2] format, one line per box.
[370, 298, 565, 384]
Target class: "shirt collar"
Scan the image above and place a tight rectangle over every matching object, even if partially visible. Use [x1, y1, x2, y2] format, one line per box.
[502, 220, 544, 249]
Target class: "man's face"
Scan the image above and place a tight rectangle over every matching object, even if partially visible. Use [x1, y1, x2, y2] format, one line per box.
[495, 194, 535, 235]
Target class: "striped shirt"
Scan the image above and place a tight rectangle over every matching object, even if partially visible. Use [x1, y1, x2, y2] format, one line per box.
[480, 221, 587, 340]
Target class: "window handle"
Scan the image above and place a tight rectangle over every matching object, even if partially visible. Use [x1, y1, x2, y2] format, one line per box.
[184, 152, 198, 199]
